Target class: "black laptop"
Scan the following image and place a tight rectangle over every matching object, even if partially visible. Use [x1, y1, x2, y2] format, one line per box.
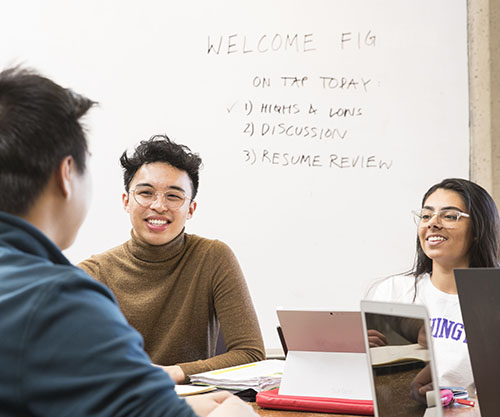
[454, 268, 500, 417]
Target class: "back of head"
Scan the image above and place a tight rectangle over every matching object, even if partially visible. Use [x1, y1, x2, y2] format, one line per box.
[0, 66, 95, 215]
[414, 178, 500, 275]
[120, 134, 203, 199]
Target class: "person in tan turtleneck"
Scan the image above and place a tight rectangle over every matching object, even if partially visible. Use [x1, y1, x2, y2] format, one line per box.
[79, 135, 265, 384]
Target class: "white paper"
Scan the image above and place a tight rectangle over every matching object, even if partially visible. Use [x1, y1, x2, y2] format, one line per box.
[189, 359, 284, 391]
[174, 384, 216, 396]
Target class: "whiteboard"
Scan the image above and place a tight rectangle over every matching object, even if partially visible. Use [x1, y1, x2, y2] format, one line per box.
[1, 0, 469, 350]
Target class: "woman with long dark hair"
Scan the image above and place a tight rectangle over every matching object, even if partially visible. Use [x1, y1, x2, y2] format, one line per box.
[367, 178, 500, 392]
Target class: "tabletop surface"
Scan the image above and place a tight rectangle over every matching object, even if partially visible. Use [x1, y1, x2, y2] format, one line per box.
[251, 366, 481, 417]
[252, 402, 481, 417]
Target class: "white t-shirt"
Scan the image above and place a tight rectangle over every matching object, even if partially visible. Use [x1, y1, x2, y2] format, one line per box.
[367, 273, 474, 391]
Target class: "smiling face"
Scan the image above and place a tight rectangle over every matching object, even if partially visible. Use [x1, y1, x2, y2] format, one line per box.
[123, 162, 196, 246]
[418, 188, 472, 270]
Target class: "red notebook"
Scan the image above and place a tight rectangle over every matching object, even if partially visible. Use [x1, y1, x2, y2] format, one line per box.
[256, 388, 374, 415]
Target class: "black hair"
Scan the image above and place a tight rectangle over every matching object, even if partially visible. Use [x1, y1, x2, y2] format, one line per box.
[412, 178, 500, 278]
[120, 134, 203, 199]
[366, 178, 500, 302]
[0, 66, 95, 215]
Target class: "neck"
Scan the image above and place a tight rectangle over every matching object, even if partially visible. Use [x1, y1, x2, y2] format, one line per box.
[128, 228, 186, 262]
[21, 179, 68, 250]
[430, 260, 469, 294]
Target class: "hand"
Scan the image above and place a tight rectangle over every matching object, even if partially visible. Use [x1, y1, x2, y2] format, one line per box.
[185, 391, 233, 417]
[367, 329, 388, 347]
[410, 363, 433, 404]
[206, 394, 259, 417]
[153, 364, 186, 384]
[417, 324, 428, 348]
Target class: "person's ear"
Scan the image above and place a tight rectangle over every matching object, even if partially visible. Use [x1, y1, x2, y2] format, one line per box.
[186, 200, 197, 220]
[122, 192, 130, 213]
[56, 156, 75, 199]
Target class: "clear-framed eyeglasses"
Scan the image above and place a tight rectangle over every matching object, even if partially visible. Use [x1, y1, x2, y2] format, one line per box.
[130, 186, 192, 210]
[412, 208, 470, 229]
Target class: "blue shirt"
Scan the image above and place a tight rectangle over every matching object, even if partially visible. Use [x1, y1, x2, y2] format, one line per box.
[0, 211, 198, 417]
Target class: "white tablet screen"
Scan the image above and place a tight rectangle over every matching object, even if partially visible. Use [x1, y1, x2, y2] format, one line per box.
[363, 308, 441, 417]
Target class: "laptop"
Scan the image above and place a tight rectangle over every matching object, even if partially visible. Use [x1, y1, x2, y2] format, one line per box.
[276, 309, 372, 400]
[455, 268, 500, 417]
[360, 300, 443, 417]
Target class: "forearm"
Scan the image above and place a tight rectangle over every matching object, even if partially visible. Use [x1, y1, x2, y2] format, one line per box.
[178, 343, 265, 381]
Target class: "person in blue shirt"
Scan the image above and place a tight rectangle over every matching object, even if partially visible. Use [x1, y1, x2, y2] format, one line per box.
[0, 66, 257, 417]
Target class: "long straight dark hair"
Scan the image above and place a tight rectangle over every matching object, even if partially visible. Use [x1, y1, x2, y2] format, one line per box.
[411, 178, 500, 296]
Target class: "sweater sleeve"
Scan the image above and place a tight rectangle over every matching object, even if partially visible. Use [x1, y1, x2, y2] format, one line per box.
[22, 268, 197, 417]
[177, 241, 265, 378]
[78, 257, 106, 286]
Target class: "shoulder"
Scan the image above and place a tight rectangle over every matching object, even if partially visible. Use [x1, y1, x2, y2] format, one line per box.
[37, 263, 118, 311]
[185, 234, 236, 258]
[19, 264, 126, 348]
[186, 234, 245, 284]
[366, 273, 418, 303]
[77, 243, 126, 279]
[24, 264, 140, 358]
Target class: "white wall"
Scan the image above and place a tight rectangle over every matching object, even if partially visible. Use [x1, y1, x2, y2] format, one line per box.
[1, 0, 469, 349]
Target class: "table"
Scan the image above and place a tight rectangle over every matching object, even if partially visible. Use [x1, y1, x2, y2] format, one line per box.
[251, 367, 481, 417]
[252, 403, 345, 416]
[252, 402, 481, 416]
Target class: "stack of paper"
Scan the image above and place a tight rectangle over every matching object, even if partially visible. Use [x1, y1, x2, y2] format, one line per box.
[189, 360, 285, 392]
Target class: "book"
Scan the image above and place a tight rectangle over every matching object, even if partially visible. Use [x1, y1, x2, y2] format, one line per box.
[189, 360, 285, 392]
[370, 343, 430, 366]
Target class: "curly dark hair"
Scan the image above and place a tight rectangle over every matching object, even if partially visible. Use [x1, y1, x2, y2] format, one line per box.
[120, 134, 203, 199]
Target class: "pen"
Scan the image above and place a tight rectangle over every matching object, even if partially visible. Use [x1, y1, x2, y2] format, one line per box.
[455, 398, 475, 407]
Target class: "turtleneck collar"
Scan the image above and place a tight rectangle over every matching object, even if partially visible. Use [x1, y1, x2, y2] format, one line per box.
[125, 228, 186, 263]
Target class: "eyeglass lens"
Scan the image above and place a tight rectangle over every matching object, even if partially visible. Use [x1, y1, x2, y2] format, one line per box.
[133, 187, 187, 209]
[415, 209, 463, 227]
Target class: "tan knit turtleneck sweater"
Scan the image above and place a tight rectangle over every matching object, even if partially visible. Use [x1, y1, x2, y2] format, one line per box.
[78, 230, 265, 380]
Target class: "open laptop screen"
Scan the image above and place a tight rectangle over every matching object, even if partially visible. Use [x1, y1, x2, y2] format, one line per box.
[361, 301, 442, 417]
[276, 309, 372, 400]
[455, 268, 500, 417]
